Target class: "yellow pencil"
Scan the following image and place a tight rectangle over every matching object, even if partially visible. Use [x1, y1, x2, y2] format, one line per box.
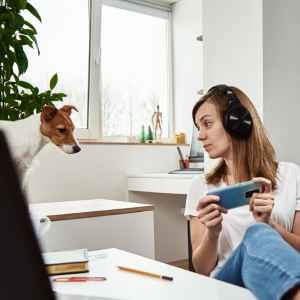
[118, 266, 173, 281]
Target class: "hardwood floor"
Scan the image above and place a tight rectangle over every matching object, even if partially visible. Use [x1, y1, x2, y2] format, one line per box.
[168, 259, 189, 270]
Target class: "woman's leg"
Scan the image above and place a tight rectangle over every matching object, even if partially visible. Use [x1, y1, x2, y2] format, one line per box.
[215, 223, 300, 300]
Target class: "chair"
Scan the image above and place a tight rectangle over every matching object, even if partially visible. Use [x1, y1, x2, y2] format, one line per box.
[187, 220, 195, 272]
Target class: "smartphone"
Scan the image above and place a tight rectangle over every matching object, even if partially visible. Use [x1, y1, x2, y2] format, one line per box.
[207, 180, 261, 209]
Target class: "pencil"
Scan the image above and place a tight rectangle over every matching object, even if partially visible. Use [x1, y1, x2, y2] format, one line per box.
[176, 146, 184, 161]
[118, 266, 173, 281]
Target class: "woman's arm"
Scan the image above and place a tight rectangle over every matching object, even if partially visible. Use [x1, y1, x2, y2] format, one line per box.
[191, 217, 219, 275]
[190, 194, 227, 276]
[270, 211, 300, 251]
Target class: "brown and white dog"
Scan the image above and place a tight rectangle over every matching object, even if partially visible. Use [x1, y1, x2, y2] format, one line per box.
[0, 104, 81, 187]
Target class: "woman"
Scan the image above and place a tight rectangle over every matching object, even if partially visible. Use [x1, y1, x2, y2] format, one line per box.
[185, 85, 300, 300]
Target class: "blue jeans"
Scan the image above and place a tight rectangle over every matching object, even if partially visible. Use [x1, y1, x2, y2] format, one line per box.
[214, 223, 300, 300]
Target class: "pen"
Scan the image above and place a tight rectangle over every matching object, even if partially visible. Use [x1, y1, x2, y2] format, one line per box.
[118, 266, 173, 281]
[53, 276, 106, 282]
[176, 146, 184, 161]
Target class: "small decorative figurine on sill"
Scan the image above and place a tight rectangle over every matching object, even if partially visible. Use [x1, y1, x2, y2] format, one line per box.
[152, 105, 162, 141]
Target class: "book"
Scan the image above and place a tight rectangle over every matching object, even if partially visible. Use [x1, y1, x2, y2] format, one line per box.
[43, 248, 89, 276]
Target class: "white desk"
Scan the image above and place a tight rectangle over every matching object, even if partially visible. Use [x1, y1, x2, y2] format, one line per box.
[128, 173, 202, 194]
[31, 199, 155, 258]
[54, 248, 256, 300]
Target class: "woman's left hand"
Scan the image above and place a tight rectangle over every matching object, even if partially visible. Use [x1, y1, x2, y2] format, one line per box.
[249, 177, 275, 224]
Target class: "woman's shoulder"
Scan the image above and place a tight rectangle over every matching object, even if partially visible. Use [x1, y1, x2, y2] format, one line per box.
[189, 174, 223, 192]
[277, 161, 300, 177]
[189, 174, 207, 191]
[276, 161, 300, 188]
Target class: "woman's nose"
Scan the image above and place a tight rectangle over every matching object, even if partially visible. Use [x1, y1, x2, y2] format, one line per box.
[198, 130, 206, 141]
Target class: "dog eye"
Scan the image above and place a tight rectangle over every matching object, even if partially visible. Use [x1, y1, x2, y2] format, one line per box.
[57, 128, 66, 134]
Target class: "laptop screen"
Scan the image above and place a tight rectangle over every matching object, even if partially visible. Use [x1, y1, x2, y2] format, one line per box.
[0, 130, 55, 300]
[188, 125, 204, 162]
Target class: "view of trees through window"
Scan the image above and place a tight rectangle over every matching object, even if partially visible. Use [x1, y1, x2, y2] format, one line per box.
[101, 5, 170, 137]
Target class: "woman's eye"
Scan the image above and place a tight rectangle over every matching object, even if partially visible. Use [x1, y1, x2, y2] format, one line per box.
[204, 121, 212, 128]
[57, 128, 66, 134]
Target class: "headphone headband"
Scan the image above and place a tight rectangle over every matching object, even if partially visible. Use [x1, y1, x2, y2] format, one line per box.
[208, 85, 238, 103]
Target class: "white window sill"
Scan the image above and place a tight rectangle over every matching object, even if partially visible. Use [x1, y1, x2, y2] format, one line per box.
[78, 138, 188, 146]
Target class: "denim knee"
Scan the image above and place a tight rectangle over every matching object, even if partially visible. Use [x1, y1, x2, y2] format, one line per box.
[244, 223, 274, 242]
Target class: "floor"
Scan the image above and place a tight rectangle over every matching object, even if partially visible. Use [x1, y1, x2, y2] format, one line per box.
[168, 259, 189, 271]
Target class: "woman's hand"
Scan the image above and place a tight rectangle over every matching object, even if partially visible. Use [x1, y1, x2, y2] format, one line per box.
[196, 195, 227, 238]
[249, 177, 274, 224]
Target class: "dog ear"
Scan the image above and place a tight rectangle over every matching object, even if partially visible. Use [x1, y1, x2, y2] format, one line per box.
[60, 105, 78, 116]
[41, 105, 58, 122]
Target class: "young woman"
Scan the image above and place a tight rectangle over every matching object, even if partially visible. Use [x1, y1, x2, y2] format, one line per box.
[185, 85, 300, 300]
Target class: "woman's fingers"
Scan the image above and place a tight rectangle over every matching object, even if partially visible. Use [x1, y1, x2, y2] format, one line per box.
[252, 177, 272, 193]
[206, 215, 223, 227]
[197, 203, 227, 218]
[252, 198, 274, 206]
[196, 195, 220, 210]
[199, 209, 220, 224]
[251, 193, 274, 200]
[252, 205, 273, 213]
[249, 192, 274, 211]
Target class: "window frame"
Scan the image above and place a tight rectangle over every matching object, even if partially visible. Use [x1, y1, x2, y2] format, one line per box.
[77, 0, 174, 140]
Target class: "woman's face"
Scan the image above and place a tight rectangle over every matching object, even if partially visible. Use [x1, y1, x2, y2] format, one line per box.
[195, 101, 232, 160]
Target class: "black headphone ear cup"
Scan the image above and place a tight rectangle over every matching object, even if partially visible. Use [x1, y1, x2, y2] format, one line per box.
[224, 103, 253, 139]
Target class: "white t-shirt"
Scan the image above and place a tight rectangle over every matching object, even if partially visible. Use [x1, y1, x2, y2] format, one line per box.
[184, 161, 300, 276]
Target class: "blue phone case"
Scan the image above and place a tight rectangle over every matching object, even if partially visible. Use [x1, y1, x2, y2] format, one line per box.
[207, 180, 261, 209]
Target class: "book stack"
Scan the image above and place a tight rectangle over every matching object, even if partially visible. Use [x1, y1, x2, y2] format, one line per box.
[43, 248, 89, 276]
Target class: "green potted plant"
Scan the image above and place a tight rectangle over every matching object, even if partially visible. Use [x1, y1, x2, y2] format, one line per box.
[0, 0, 66, 120]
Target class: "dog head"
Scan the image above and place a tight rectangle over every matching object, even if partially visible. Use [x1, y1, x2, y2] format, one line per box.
[40, 105, 81, 154]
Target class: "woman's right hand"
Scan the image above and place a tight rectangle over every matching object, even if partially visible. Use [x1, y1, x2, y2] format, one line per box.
[196, 195, 227, 238]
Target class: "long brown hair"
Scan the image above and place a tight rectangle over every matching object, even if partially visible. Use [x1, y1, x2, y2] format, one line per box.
[192, 86, 278, 189]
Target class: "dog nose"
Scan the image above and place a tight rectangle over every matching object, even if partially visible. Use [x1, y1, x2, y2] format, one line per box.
[73, 145, 81, 153]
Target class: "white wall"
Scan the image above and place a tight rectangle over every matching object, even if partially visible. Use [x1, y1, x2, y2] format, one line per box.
[172, 0, 203, 141]
[202, 0, 263, 170]
[27, 143, 185, 203]
[203, 0, 263, 115]
[263, 0, 300, 164]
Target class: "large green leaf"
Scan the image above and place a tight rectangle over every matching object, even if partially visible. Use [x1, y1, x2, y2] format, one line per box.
[16, 80, 34, 90]
[0, 12, 11, 23]
[14, 45, 28, 75]
[15, 14, 25, 29]
[52, 93, 67, 98]
[3, 57, 14, 80]
[20, 28, 36, 36]
[23, 20, 37, 34]
[25, 2, 42, 22]
[7, 0, 27, 11]
[19, 34, 33, 48]
[50, 73, 58, 90]
[28, 33, 40, 54]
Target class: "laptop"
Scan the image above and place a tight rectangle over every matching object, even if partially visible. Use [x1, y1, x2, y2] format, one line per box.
[0, 130, 112, 300]
[168, 167, 204, 175]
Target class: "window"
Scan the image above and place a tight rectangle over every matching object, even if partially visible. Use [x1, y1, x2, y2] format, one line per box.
[100, 1, 172, 138]
[22, 0, 89, 130]
[22, 0, 173, 140]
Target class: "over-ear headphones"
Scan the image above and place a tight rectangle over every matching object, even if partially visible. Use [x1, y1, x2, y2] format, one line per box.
[207, 84, 253, 139]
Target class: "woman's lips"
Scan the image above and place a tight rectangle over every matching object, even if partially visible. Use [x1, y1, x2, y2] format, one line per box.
[203, 144, 212, 151]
